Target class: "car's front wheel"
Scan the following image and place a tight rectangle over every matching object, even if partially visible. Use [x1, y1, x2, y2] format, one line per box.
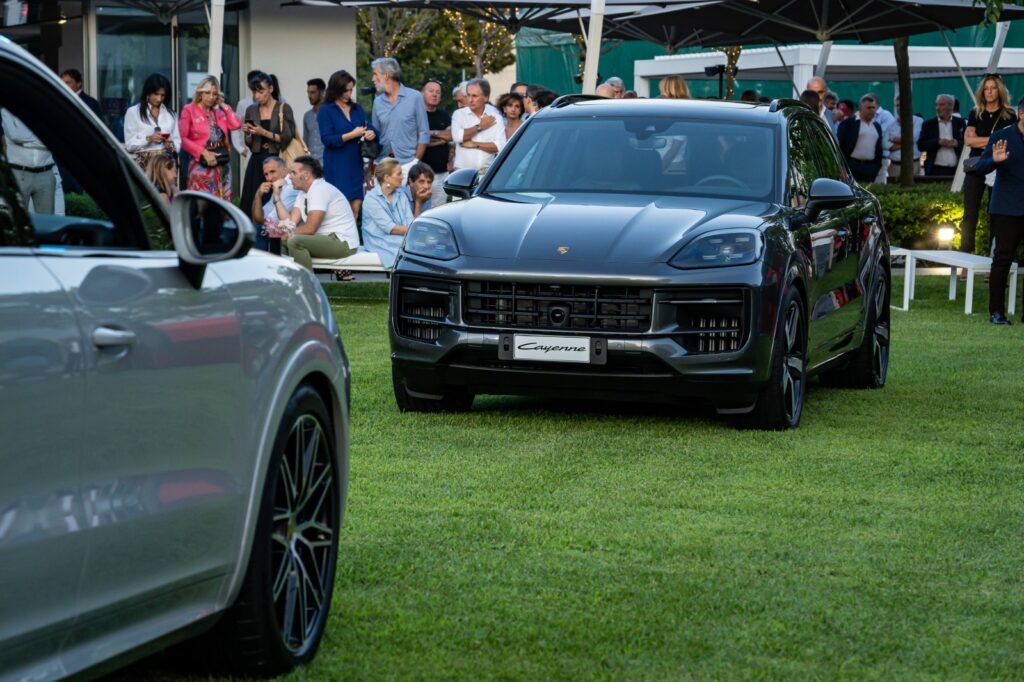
[742, 286, 807, 430]
[213, 384, 341, 676]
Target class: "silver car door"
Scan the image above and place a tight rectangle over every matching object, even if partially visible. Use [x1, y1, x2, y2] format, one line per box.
[0, 209, 87, 673]
[6, 110, 246, 660]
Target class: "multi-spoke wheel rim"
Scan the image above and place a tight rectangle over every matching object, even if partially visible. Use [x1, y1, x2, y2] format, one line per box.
[781, 301, 806, 424]
[271, 414, 335, 654]
[871, 277, 890, 385]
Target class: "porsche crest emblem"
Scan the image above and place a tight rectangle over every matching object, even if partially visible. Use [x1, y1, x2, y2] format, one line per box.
[557, 246, 570, 255]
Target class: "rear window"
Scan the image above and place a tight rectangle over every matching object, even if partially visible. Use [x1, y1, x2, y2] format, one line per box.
[486, 116, 777, 202]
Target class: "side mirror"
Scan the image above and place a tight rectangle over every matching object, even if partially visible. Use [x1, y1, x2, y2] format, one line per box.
[443, 167, 479, 199]
[170, 191, 254, 288]
[805, 178, 855, 221]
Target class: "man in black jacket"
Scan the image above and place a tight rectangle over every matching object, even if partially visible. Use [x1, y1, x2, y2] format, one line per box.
[836, 95, 884, 183]
[60, 69, 102, 118]
[918, 94, 966, 176]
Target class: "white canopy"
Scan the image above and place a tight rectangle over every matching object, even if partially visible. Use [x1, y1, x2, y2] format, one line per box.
[633, 43, 1024, 97]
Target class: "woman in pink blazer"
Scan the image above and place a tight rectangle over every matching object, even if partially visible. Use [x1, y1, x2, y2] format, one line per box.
[179, 75, 242, 200]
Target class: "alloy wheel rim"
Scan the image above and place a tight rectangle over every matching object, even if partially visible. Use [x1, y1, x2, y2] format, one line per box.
[271, 413, 335, 654]
[872, 277, 890, 384]
[781, 301, 806, 424]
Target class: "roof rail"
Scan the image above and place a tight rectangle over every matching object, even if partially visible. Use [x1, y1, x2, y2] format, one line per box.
[550, 94, 605, 108]
[769, 98, 803, 113]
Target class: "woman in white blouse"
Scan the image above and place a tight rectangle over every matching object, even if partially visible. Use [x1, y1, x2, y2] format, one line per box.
[123, 73, 180, 171]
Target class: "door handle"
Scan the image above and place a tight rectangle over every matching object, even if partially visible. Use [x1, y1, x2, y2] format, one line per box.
[93, 326, 136, 348]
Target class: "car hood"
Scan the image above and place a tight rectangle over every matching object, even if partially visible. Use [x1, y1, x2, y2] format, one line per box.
[429, 192, 770, 264]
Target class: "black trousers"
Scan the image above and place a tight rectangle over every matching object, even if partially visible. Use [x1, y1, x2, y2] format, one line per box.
[960, 171, 988, 254]
[848, 159, 881, 184]
[988, 213, 1024, 315]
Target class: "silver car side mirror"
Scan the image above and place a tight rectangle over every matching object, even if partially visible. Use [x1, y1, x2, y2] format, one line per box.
[170, 191, 254, 288]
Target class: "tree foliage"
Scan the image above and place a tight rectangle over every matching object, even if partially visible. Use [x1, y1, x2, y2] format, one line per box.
[356, 7, 516, 109]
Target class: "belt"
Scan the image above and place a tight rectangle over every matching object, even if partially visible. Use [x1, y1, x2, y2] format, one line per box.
[9, 162, 55, 173]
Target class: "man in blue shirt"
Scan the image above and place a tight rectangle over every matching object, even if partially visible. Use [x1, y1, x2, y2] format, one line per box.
[370, 57, 430, 172]
[975, 96, 1024, 324]
[251, 156, 300, 252]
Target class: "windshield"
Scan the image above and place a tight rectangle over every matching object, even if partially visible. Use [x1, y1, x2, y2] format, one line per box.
[486, 116, 777, 202]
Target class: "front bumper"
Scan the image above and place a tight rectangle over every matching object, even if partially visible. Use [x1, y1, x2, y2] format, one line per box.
[389, 259, 781, 411]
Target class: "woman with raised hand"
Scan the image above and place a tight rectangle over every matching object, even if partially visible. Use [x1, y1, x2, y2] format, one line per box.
[361, 158, 412, 268]
[179, 75, 241, 199]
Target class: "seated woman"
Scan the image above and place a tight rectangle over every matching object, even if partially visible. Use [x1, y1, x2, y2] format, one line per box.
[145, 153, 178, 204]
[400, 162, 434, 217]
[362, 158, 413, 268]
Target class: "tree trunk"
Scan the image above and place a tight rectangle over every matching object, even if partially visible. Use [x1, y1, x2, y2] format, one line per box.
[894, 37, 915, 188]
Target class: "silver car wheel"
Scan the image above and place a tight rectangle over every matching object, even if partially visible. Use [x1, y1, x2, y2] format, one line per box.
[272, 413, 335, 654]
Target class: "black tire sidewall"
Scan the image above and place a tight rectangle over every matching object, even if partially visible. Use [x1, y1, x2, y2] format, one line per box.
[248, 384, 340, 670]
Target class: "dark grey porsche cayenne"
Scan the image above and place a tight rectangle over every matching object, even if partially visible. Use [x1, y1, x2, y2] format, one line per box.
[388, 97, 890, 429]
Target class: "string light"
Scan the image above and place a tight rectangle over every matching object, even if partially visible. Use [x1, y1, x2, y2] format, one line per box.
[443, 9, 514, 75]
[717, 45, 743, 99]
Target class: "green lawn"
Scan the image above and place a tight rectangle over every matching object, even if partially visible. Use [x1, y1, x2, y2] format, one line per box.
[117, 275, 1024, 680]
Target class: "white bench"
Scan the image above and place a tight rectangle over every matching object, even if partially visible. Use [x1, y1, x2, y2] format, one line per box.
[310, 250, 389, 276]
[894, 248, 1017, 315]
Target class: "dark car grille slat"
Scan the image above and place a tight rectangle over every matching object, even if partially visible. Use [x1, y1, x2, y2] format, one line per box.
[667, 287, 750, 355]
[395, 276, 459, 343]
[464, 281, 654, 332]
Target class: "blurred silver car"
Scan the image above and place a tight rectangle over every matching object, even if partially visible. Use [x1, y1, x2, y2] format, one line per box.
[0, 39, 349, 679]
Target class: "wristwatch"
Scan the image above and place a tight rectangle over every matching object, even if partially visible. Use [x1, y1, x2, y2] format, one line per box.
[475, 123, 482, 132]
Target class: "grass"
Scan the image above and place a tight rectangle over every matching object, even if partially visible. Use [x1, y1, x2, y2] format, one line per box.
[114, 275, 1024, 680]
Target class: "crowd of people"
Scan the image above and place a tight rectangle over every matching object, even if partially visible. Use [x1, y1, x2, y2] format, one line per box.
[5, 57, 1019, 319]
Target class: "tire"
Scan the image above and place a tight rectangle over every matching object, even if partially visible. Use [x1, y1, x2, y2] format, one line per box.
[209, 384, 341, 677]
[742, 286, 807, 430]
[820, 263, 890, 389]
[392, 364, 474, 413]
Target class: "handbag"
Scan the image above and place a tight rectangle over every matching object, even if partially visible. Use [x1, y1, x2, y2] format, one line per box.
[278, 106, 309, 165]
[360, 135, 382, 160]
[963, 156, 981, 175]
[200, 145, 230, 168]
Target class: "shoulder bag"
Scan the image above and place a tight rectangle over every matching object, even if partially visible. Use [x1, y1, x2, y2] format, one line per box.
[278, 105, 309, 165]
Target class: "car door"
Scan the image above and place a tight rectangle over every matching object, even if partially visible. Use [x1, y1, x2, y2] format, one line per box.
[0, 162, 89, 676]
[804, 117, 877, 352]
[785, 115, 857, 362]
[0, 54, 247, 655]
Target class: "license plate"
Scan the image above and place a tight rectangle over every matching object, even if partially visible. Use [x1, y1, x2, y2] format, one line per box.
[513, 334, 591, 363]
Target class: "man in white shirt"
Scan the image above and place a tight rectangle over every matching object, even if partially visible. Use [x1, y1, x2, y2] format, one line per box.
[277, 155, 359, 270]
[837, 95, 885, 183]
[452, 78, 506, 173]
[919, 94, 966, 177]
[1, 109, 56, 213]
[886, 95, 923, 179]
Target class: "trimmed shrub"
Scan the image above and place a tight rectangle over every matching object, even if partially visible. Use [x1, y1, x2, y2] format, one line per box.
[867, 183, 989, 254]
[64, 192, 106, 220]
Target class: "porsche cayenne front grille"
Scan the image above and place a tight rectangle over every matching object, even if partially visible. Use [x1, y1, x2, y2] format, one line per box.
[463, 281, 654, 332]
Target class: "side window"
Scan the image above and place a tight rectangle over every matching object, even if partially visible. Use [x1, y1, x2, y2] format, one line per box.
[805, 118, 849, 184]
[786, 118, 817, 208]
[0, 62, 169, 251]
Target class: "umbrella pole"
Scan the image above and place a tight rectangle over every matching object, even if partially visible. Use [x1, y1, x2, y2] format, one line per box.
[207, 0, 224, 80]
[582, 0, 605, 94]
[815, 41, 832, 79]
[772, 43, 800, 98]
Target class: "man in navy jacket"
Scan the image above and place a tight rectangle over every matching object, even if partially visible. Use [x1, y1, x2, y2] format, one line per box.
[974, 96, 1024, 324]
[918, 94, 966, 176]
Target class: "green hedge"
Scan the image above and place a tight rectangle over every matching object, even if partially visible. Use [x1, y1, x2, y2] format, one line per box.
[867, 183, 989, 254]
[64, 192, 106, 220]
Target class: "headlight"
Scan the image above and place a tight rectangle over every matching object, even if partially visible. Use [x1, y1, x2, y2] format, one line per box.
[670, 230, 762, 269]
[403, 219, 459, 261]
